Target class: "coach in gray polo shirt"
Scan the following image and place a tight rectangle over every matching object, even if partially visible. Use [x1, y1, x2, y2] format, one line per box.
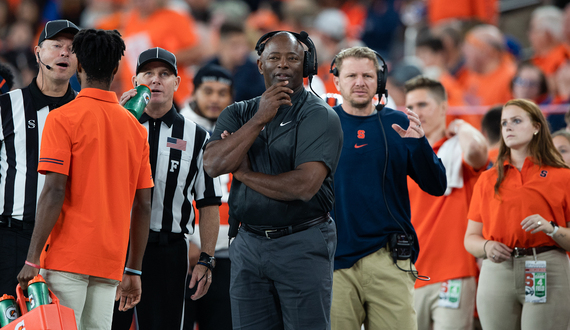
[204, 31, 342, 329]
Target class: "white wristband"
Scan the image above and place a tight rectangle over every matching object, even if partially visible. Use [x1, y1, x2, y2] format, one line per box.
[124, 267, 142, 275]
[547, 223, 559, 237]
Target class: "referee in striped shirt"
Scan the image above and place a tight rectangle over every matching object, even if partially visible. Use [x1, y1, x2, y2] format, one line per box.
[0, 19, 79, 297]
[112, 48, 221, 330]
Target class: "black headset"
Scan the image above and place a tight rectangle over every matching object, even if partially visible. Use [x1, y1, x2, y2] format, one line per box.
[329, 50, 388, 100]
[255, 30, 318, 78]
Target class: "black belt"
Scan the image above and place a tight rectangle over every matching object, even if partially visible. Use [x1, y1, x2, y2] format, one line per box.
[242, 213, 330, 239]
[511, 246, 558, 258]
[0, 217, 33, 230]
[147, 231, 185, 245]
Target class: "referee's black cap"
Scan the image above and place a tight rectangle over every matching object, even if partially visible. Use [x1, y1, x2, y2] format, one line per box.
[136, 47, 178, 76]
[38, 20, 80, 45]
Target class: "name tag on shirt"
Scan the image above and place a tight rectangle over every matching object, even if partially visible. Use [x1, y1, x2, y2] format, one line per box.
[525, 260, 547, 303]
[439, 279, 461, 308]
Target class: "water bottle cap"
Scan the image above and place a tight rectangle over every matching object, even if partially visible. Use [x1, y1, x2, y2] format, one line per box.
[28, 274, 46, 285]
[0, 294, 15, 301]
[139, 84, 150, 90]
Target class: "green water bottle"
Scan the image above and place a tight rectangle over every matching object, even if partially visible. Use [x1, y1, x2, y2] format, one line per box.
[124, 84, 151, 119]
[0, 294, 20, 327]
[27, 275, 50, 310]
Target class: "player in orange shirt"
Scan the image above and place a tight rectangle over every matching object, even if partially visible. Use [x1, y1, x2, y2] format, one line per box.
[465, 99, 570, 330]
[17, 29, 153, 330]
[405, 76, 487, 330]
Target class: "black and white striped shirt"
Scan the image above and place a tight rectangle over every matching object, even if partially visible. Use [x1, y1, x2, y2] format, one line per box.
[140, 107, 222, 234]
[0, 78, 76, 227]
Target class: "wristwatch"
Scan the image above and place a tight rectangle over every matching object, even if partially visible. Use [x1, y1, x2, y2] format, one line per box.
[197, 252, 216, 270]
[547, 221, 559, 237]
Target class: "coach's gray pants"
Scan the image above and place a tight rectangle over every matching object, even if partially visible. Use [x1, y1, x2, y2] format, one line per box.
[230, 219, 336, 330]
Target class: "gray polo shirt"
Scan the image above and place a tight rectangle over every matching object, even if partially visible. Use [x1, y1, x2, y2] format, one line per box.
[209, 88, 343, 227]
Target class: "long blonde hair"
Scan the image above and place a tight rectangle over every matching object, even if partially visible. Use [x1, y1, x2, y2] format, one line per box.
[494, 99, 569, 195]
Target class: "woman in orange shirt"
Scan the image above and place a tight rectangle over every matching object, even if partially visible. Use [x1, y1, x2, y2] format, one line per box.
[465, 99, 570, 330]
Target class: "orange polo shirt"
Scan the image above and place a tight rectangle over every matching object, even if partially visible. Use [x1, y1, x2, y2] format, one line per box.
[409, 137, 481, 289]
[532, 44, 570, 76]
[113, 8, 199, 105]
[38, 88, 154, 281]
[468, 158, 570, 248]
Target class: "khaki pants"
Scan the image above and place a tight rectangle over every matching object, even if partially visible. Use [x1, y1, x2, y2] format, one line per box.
[41, 269, 119, 330]
[414, 277, 476, 330]
[331, 247, 417, 330]
[477, 249, 570, 330]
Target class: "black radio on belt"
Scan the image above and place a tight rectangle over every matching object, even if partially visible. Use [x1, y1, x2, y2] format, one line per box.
[388, 233, 413, 261]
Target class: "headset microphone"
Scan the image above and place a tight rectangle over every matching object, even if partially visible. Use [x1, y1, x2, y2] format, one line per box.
[37, 53, 52, 70]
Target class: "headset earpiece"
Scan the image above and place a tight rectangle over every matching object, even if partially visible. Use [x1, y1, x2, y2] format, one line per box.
[255, 30, 318, 78]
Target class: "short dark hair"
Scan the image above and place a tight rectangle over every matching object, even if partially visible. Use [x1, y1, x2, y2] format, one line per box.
[72, 29, 125, 84]
[220, 22, 244, 39]
[481, 105, 502, 145]
[416, 28, 444, 52]
[404, 75, 447, 102]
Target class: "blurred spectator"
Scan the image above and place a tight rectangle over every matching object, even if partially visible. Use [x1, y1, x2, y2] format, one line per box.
[211, 0, 250, 26]
[15, 0, 40, 28]
[97, 0, 202, 106]
[0, 62, 15, 93]
[1, 20, 37, 86]
[552, 129, 570, 165]
[461, 24, 516, 106]
[553, 61, 570, 104]
[426, 0, 498, 26]
[564, 3, 570, 45]
[432, 21, 467, 84]
[360, 0, 402, 60]
[415, 28, 465, 107]
[386, 61, 422, 107]
[281, 0, 318, 33]
[0, 1, 10, 42]
[529, 6, 570, 77]
[246, 6, 282, 35]
[481, 105, 502, 165]
[312, 8, 354, 94]
[338, 0, 367, 40]
[566, 108, 570, 130]
[80, 0, 119, 28]
[511, 62, 551, 105]
[206, 21, 265, 102]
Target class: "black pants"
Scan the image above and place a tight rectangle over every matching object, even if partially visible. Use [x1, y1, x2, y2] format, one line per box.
[0, 226, 32, 297]
[112, 237, 188, 330]
[184, 257, 232, 330]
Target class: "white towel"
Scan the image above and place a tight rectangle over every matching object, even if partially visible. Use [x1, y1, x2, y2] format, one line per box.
[437, 136, 463, 196]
